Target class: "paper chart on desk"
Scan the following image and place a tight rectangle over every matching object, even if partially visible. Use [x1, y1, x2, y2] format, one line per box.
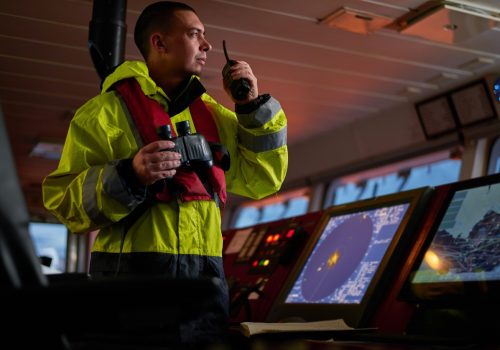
[240, 319, 353, 337]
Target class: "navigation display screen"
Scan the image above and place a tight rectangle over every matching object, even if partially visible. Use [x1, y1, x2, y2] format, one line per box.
[411, 183, 500, 284]
[285, 203, 410, 304]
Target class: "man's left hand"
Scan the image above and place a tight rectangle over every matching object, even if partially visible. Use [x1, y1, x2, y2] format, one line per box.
[223, 60, 259, 104]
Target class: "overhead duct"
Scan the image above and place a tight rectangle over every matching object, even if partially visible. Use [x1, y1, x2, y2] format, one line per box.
[88, 0, 127, 82]
[394, 0, 500, 44]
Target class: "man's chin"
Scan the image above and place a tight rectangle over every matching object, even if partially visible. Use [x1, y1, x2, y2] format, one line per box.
[180, 65, 203, 78]
[189, 64, 203, 76]
[191, 68, 203, 77]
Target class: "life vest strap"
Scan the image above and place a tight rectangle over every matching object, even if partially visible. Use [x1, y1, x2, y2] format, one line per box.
[114, 78, 228, 206]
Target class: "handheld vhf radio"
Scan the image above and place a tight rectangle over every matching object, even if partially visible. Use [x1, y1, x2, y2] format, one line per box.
[222, 40, 251, 101]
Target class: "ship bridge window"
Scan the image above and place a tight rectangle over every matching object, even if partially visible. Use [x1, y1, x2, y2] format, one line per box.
[487, 137, 500, 175]
[231, 188, 310, 229]
[29, 221, 68, 274]
[324, 151, 462, 208]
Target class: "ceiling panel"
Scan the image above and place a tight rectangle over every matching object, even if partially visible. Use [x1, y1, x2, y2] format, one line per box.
[0, 0, 499, 219]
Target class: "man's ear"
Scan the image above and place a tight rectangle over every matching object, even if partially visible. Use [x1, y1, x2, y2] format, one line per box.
[150, 33, 168, 53]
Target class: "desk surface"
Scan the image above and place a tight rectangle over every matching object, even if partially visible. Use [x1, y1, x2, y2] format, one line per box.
[226, 331, 500, 350]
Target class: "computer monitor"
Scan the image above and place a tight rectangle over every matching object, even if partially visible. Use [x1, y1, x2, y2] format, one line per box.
[401, 173, 500, 305]
[266, 187, 432, 327]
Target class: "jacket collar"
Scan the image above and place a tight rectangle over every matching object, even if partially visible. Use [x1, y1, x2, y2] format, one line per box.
[167, 77, 206, 116]
[102, 60, 206, 115]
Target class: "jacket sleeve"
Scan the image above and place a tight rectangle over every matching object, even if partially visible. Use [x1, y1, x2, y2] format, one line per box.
[205, 94, 288, 200]
[42, 96, 146, 234]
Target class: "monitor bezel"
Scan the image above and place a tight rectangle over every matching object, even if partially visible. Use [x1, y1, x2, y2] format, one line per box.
[266, 187, 432, 327]
[400, 173, 500, 307]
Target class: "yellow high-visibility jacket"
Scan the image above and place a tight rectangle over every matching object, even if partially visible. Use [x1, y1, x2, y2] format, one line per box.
[42, 61, 287, 277]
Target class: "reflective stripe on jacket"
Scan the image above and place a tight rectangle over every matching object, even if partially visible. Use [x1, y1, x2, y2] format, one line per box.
[42, 60, 288, 272]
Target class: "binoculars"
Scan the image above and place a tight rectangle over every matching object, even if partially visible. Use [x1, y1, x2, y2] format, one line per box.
[157, 121, 213, 169]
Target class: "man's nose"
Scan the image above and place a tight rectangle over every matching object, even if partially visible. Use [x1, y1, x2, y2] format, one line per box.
[202, 38, 212, 52]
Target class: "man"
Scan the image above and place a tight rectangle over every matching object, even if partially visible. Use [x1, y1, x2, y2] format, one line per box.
[43, 1, 287, 344]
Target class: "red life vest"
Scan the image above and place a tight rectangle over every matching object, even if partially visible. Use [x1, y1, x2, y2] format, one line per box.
[115, 78, 228, 207]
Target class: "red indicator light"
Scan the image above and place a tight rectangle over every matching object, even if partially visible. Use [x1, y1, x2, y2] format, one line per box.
[252, 260, 258, 267]
[286, 229, 295, 238]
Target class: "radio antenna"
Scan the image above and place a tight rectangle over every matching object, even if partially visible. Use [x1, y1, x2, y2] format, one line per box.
[222, 40, 231, 62]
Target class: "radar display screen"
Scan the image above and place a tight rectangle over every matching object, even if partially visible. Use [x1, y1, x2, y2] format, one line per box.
[411, 183, 500, 284]
[285, 203, 410, 304]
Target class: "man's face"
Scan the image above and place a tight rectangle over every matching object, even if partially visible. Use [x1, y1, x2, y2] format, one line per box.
[163, 10, 212, 78]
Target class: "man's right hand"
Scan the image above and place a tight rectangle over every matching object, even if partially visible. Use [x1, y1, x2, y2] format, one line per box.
[132, 141, 182, 185]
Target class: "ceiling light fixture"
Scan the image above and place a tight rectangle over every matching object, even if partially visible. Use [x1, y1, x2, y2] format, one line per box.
[30, 141, 63, 160]
[426, 72, 460, 86]
[319, 6, 393, 35]
[459, 57, 495, 71]
[396, 0, 499, 44]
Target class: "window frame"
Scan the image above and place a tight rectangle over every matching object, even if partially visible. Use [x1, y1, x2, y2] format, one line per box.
[488, 136, 500, 175]
[323, 149, 460, 209]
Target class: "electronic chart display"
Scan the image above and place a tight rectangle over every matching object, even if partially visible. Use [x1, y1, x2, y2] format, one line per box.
[285, 203, 410, 305]
[410, 182, 500, 284]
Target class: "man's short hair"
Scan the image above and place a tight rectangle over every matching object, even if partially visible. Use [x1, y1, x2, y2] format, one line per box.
[134, 1, 196, 59]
